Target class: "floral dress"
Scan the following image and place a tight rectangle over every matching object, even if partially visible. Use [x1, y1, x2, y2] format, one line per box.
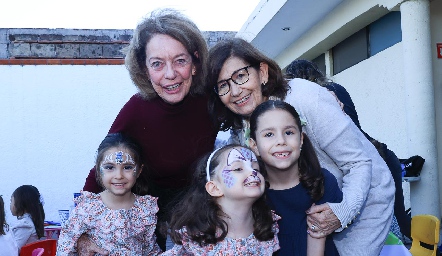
[162, 213, 280, 255]
[56, 191, 162, 256]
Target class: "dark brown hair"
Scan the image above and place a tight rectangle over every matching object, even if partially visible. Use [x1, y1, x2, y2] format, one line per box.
[168, 144, 275, 246]
[0, 196, 7, 235]
[11, 185, 45, 238]
[95, 133, 148, 195]
[285, 59, 331, 85]
[207, 38, 289, 131]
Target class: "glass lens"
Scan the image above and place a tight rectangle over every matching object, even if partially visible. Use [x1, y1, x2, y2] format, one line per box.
[217, 81, 230, 95]
[215, 66, 251, 96]
[232, 68, 249, 85]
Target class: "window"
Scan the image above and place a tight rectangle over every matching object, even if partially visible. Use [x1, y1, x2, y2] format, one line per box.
[332, 28, 368, 74]
[369, 11, 402, 56]
[332, 11, 402, 74]
[312, 54, 326, 75]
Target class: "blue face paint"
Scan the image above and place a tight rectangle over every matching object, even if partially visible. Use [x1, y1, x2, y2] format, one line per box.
[99, 149, 138, 177]
[115, 151, 124, 164]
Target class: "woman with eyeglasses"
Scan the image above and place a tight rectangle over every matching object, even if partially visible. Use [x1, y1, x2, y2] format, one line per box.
[285, 59, 412, 241]
[207, 37, 394, 256]
[80, 9, 218, 254]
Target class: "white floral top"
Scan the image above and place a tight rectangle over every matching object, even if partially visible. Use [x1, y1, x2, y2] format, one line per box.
[162, 213, 280, 255]
[56, 191, 162, 256]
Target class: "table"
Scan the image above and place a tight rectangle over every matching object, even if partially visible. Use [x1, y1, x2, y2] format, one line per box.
[44, 225, 62, 240]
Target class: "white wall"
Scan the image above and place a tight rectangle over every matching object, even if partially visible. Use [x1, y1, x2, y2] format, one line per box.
[333, 43, 408, 157]
[431, 0, 442, 213]
[332, 43, 415, 209]
[0, 65, 137, 224]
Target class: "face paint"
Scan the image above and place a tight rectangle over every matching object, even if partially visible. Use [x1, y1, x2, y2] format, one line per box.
[99, 149, 138, 176]
[97, 149, 140, 197]
[102, 150, 135, 165]
[220, 148, 259, 188]
[243, 170, 261, 186]
[222, 169, 236, 188]
[239, 147, 257, 162]
[227, 148, 257, 164]
[115, 151, 124, 164]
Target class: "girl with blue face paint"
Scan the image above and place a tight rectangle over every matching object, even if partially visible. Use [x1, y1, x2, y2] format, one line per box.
[57, 133, 162, 255]
[163, 144, 280, 255]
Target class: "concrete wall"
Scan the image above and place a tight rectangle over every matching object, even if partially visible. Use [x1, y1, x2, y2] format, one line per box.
[1, 65, 136, 223]
[0, 28, 235, 59]
[0, 28, 132, 59]
[431, 0, 442, 212]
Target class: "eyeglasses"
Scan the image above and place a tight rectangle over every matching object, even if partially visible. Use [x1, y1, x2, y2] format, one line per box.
[147, 55, 192, 72]
[215, 65, 253, 96]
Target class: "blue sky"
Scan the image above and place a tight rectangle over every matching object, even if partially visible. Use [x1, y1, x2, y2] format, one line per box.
[1, 0, 260, 31]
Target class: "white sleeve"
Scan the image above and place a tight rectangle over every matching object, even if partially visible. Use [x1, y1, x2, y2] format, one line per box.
[286, 79, 372, 231]
[11, 218, 35, 250]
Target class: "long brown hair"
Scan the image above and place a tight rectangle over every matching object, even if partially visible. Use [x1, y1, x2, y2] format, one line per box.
[0, 196, 7, 235]
[168, 144, 275, 246]
[11, 185, 45, 238]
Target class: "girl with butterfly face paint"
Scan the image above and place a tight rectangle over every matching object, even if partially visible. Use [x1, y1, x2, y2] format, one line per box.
[215, 147, 265, 201]
[163, 144, 280, 255]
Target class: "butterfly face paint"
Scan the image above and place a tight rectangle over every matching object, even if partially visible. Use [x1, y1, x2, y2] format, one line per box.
[221, 148, 259, 188]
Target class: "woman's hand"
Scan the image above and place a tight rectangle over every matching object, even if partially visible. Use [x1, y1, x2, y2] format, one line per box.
[77, 234, 109, 256]
[306, 203, 341, 238]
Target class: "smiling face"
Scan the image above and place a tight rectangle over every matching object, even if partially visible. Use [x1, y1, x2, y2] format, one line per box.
[250, 109, 303, 174]
[210, 147, 265, 201]
[217, 57, 268, 117]
[99, 147, 141, 197]
[145, 34, 196, 104]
